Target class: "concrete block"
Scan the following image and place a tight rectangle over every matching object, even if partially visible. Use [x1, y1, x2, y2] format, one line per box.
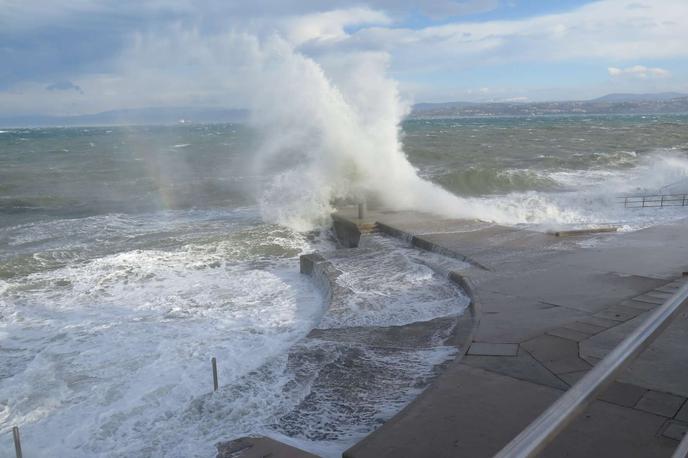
[468, 342, 519, 356]
[661, 421, 687, 441]
[635, 391, 686, 418]
[599, 382, 647, 408]
[546, 327, 592, 342]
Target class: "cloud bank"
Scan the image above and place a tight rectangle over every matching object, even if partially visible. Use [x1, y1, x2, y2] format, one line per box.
[0, 0, 687, 114]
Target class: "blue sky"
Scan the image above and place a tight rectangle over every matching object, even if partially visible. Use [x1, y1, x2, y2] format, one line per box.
[1, 0, 687, 115]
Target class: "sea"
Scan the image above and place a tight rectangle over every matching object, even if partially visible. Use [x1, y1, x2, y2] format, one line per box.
[1, 114, 688, 456]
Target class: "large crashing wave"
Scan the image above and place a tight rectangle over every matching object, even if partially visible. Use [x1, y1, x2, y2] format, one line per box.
[248, 38, 472, 231]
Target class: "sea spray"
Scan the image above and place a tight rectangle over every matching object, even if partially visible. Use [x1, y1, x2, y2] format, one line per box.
[247, 37, 472, 230]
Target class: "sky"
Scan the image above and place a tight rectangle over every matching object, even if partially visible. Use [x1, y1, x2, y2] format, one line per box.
[1, 0, 687, 116]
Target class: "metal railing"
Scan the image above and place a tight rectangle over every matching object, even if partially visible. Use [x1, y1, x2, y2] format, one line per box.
[619, 193, 688, 208]
[495, 281, 688, 458]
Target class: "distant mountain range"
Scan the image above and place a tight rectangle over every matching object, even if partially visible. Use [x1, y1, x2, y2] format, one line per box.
[0, 107, 248, 128]
[410, 92, 688, 118]
[1, 93, 687, 127]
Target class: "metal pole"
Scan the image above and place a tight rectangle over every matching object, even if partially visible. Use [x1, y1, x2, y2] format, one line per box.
[672, 430, 688, 458]
[211, 357, 218, 392]
[357, 201, 367, 219]
[495, 282, 688, 458]
[12, 426, 22, 458]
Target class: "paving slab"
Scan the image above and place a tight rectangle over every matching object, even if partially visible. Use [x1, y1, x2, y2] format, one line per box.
[662, 421, 688, 441]
[470, 290, 588, 343]
[480, 267, 663, 313]
[599, 382, 648, 408]
[521, 335, 591, 375]
[559, 370, 588, 386]
[582, 312, 688, 397]
[632, 294, 666, 305]
[636, 391, 686, 418]
[542, 400, 677, 458]
[463, 349, 569, 390]
[546, 327, 592, 342]
[676, 402, 688, 422]
[468, 342, 519, 356]
[621, 299, 659, 311]
[562, 321, 607, 335]
[555, 221, 688, 279]
[593, 305, 643, 322]
[345, 364, 676, 458]
[576, 315, 621, 329]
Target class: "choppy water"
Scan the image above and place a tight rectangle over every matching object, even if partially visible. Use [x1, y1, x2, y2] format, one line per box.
[404, 114, 688, 230]
[1, 114, 688, 456]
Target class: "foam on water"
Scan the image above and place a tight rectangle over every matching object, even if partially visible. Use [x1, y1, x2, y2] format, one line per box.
[467, 150, 688, 231]
[0, 209, 471, 457]
[0, 209, 328, 457]
[321, 236, 470, 329]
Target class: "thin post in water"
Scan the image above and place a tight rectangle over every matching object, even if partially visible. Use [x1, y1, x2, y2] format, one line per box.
[211, 357, 218, 392]
[357, 201, 367, 219]
[12, 426, 22, 458]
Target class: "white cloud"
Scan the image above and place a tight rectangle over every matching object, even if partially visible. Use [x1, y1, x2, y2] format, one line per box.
[2, 0, 688, 114]
[280, 8, 390, 46]
[327, 0, 688, 70]
[608, 65, 671, 79]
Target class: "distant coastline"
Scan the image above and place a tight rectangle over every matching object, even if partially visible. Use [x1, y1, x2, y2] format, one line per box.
[2, 93, 688, 128]
[409, 92, 688, 118]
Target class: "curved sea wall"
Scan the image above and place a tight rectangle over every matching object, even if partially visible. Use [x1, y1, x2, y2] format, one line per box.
[219, 221, 479, 458]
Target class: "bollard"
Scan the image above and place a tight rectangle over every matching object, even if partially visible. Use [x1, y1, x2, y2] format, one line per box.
[211, 357, 219, 392]
[357, 201, 367, 220]
[12, 426, 22, 458]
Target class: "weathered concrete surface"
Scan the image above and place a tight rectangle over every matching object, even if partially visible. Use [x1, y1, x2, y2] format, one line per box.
[335, 207, 688, 458]
[217, 436, 319, 458]
[344, 365, 677, 458]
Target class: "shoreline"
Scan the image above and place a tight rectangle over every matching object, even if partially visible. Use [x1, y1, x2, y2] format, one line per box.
[220, 207, 688, 457]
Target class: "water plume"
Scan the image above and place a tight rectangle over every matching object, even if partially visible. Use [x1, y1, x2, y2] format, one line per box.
[248, 37, 473, 231]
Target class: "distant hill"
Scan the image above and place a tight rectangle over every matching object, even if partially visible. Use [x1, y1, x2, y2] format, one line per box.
[0, 107, 248, 128]
[410, 93, 688, 118]
[3, 92, 688, 127]
[592, 92, 688, 103]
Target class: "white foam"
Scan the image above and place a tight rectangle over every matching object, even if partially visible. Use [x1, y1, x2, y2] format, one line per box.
[321, 237, 470, 329]
[467, 151, 688, 231]
[0, 216, 326, 457]
[247, 37, 470, 231]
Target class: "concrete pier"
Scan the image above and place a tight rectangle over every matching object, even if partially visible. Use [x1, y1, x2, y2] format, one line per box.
[219, 207, 688, 457]
[333, 207, 688, 458]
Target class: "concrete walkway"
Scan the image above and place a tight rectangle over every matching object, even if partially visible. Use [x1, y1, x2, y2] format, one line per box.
[334, 208, 688, 458]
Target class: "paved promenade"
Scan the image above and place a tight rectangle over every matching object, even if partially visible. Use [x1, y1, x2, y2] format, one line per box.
[336, 209, 688, 458]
